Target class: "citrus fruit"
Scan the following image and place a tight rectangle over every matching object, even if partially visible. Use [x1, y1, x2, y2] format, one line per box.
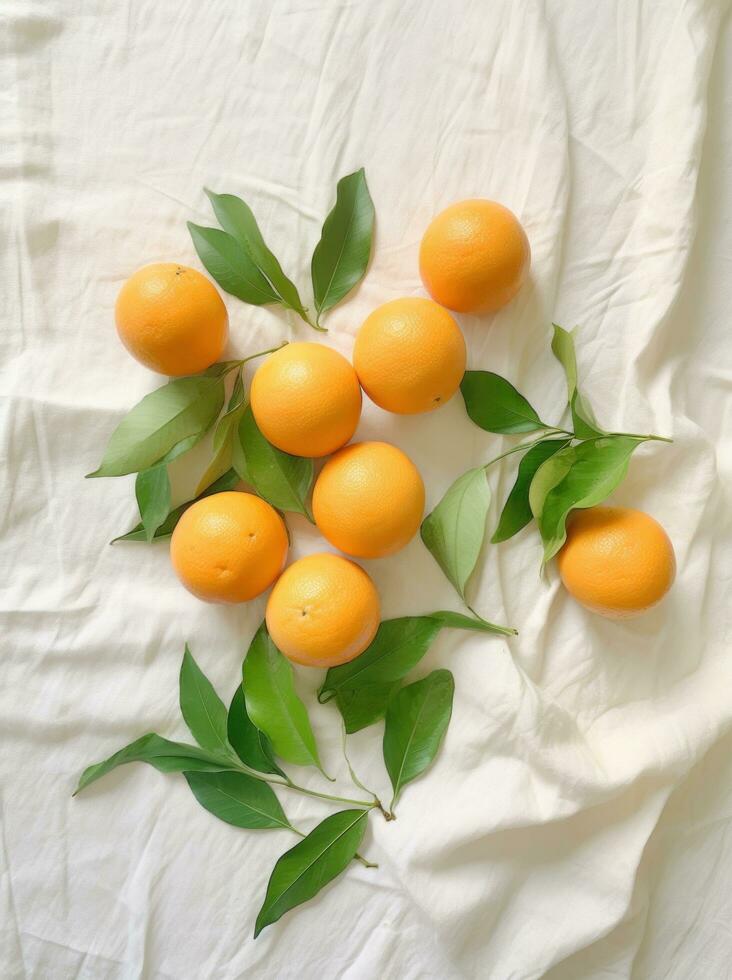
[170, 491, 287, 603]
[353, 298, 466, 414]
[115, 263, 228, 376]
[266, 553, 380, 667]
[419, 199, 530, 313]
[312, 441, 425, 558]
[250, 342, 361, 457]
[557, 506, 675, 618]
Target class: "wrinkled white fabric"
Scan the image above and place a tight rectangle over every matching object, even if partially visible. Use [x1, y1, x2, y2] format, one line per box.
[2, 1, 732, 977]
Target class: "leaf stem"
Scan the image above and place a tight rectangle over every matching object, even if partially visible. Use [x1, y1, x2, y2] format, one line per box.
[300, 308, 328, 333]
[240, 341, 289, 365]
[340, 725, 389, 816]
[616, 431, 673, 444]
[219, 754, 376, 809]
[483, 430, 571, 470]
[354, 852, 379, 869]
[283, 778, 377, 810]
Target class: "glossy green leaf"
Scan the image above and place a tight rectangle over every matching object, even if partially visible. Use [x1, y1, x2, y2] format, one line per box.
[179, 647, 232, 756]
[254, 809, 368, 937]
[530, 436, 644, 563]
[551, 324, 606, 439]
[491, 438, 571, 543]
[320, 617, 442, 701]
[228, 686, 285, 777]
[196, 372, 248, 494]
[311, 169, 374, 323]
[88, 376, 225, 478]
[74, 733, 235, 795]
[205, 189, 308, 319]
[188, 223, 279, 305]
[460, 371, 547, 434]
[383, 669, 454, 808]
[428, 610, 516, 636]
[243, 624, 322, 770]
[112, 468, 239, 543]
[184, 770, 291, 831]
[335, 683, 401, 734]
[135, 463, 171, 542]
[237, 405, 314, 519]
[420, 467, 491, 600]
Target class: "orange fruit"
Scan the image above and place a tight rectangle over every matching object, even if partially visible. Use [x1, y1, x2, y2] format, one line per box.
[353, 298, 466, 414]
[266, 553, 380, 667]
[116, 263, 228, 376]
[250, 342, 361, 457]
[419, 199, 530, 313]
[170, 492, 287, 603]
[312, 441, 425, 558]
[557, 506, 675, 619]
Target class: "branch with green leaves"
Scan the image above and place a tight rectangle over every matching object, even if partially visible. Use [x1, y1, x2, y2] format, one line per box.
[75, 606, 511, 935]
[87, 342, 318, 542]
[421, 324, 672, 601]
[188, 169, 374, 332]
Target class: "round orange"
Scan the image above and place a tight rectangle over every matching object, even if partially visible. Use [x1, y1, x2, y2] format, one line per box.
[312, 441, 425, 558]
[419, 199, 530, 313]
[353, 298, 466, 414]
[115, 263, 228, 376]
[557, 506, 675, 619]
[250, 342, 361, 457]
[266, 553, 380, 667]
[170, 492, 287, 603]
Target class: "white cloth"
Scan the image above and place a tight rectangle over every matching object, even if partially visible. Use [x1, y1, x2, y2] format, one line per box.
[2, 1, 732, 977]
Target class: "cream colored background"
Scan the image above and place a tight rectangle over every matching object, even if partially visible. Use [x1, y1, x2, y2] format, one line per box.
[2, 1, 732, 977]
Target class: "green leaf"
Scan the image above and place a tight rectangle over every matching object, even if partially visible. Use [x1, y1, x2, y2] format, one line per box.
[228, 686, 285, 777]
[188, 223, 280, 306]
[311, 169, 375, 323]
[383, 669, 455, 809]
[179, 647, 232, 756]
[74, 733, 235, 795]
[196, 373, 247, 494]
[135, 463, 171, 542]
[88, 376, 225, 478]
[243, 624, 323, 771]
[551, 324, 606, 439]
[320, 617, 442, 700]
[530, 436, 644, 563]
[320, 611, 511, 732]
[420, 467, 491, 600]
[112, 468, 239, 543]
[491, 438, 571, 543]
[254, 809, 368, 937]
[205, 189, 308, 319]
[237, 405, 314, 519]
[184, 770, 291, 831]
[460, 371, 547, 434]
[335, 683, 401, 734]
[428, 610, 516, 636]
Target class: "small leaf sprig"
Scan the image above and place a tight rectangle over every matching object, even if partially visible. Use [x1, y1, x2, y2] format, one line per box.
[88, 343, 315, 542]
[189, 169, 374, 332]
[421, 324, 672, 602]
[75, 608, 512, 935]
